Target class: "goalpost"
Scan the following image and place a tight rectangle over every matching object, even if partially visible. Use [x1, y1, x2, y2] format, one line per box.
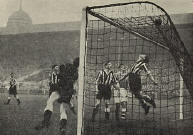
[179, 58, 184, 120]
[77, 7, 87, 135]
[78, 1, 193, 135]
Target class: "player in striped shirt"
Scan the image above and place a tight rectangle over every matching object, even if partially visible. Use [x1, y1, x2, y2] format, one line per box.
[48, 65, 60, 96]
[4, 72, 21, 105]
[114, 64, 129, 120]
[121, 54, 157, 114]
[35, 65, 60, 130]
[92, 61, 119, 122]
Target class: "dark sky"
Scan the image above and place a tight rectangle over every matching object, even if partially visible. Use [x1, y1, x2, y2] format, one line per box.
[0, 0, 192, 27]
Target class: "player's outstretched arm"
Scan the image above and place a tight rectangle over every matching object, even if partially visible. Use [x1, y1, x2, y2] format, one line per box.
[143, 63, 158, 85]
[95, 71, 102, 94]
[95, 81, 99, 95]
[119, 72, 129, 82]
[148, 73, 158, 85]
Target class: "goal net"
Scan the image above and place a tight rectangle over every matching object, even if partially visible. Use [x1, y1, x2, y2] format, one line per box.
[78, 1, 193, 135]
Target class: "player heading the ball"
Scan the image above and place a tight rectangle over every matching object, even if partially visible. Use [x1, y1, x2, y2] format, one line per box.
[121, 54, 158, 114]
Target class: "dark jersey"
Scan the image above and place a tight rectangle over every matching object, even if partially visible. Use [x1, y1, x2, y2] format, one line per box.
[58, 63, 78, 95]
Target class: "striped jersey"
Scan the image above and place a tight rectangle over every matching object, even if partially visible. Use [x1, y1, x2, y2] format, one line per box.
[96, 70, 116, 86]
[10, 77, 16, 87]
[130, 61, 151, 75]
[49, 72, 59, 84]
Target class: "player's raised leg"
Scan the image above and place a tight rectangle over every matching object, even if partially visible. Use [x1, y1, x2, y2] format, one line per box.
[4, 96, 11, 105]
[126, 54, 158, 114]
[142, 94, 156, 108]
[114, 87, 120, 121]
[134, 92, 150, 115]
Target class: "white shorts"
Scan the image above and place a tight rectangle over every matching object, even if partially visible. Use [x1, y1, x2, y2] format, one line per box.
[114, 88, 128, 103]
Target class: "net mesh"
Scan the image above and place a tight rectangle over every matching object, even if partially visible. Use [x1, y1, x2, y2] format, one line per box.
[81, 2, 193, 135]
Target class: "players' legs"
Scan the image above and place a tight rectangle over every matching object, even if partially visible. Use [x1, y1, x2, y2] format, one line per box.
[59, 102, 67, 133]
[115, 103, 120, 121]
[104, 99, 111, 120]
[60, 102, 67, 120]
[35, 91, 60, 130]
[129, 73, 150, 114]
[92, 99, 101, 122]
[114, 88, 120, 121]
[14, 94, 21, 105]
[134, 92, 150, 115]
[69, 97, 74, 108]
[120, 101, 127, 119]
[5, 88, 13, 105]
[104, 85, 112, 120]
[95, 99, 101, 108]
[5, 95, 11, 105]
[92, 84, 103, 122]
[44, 91, 60, 112]
[120, 88, 127, 119]
[142, 94, 156, 108]
[69, 95, 76, 114]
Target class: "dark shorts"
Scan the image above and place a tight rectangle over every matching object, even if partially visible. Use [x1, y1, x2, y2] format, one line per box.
[96, 84, 111, 100]
[9, 86, 17, 95]
[57, 87, 75, 103]
[58, 94, 73, 104]
[129, 73, 142, 95]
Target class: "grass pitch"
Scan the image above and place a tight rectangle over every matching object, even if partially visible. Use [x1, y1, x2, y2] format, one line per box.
[0, 93, 77, 135]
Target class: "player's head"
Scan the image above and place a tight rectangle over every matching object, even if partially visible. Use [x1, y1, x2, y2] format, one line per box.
[52, 65, 59, 73]
[138, 54, 149, 63]
[73, 57, 79, 68]
[10, 72, 14, 77]
[104, 61, 112, 69]
[118, 64, 125, 70]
